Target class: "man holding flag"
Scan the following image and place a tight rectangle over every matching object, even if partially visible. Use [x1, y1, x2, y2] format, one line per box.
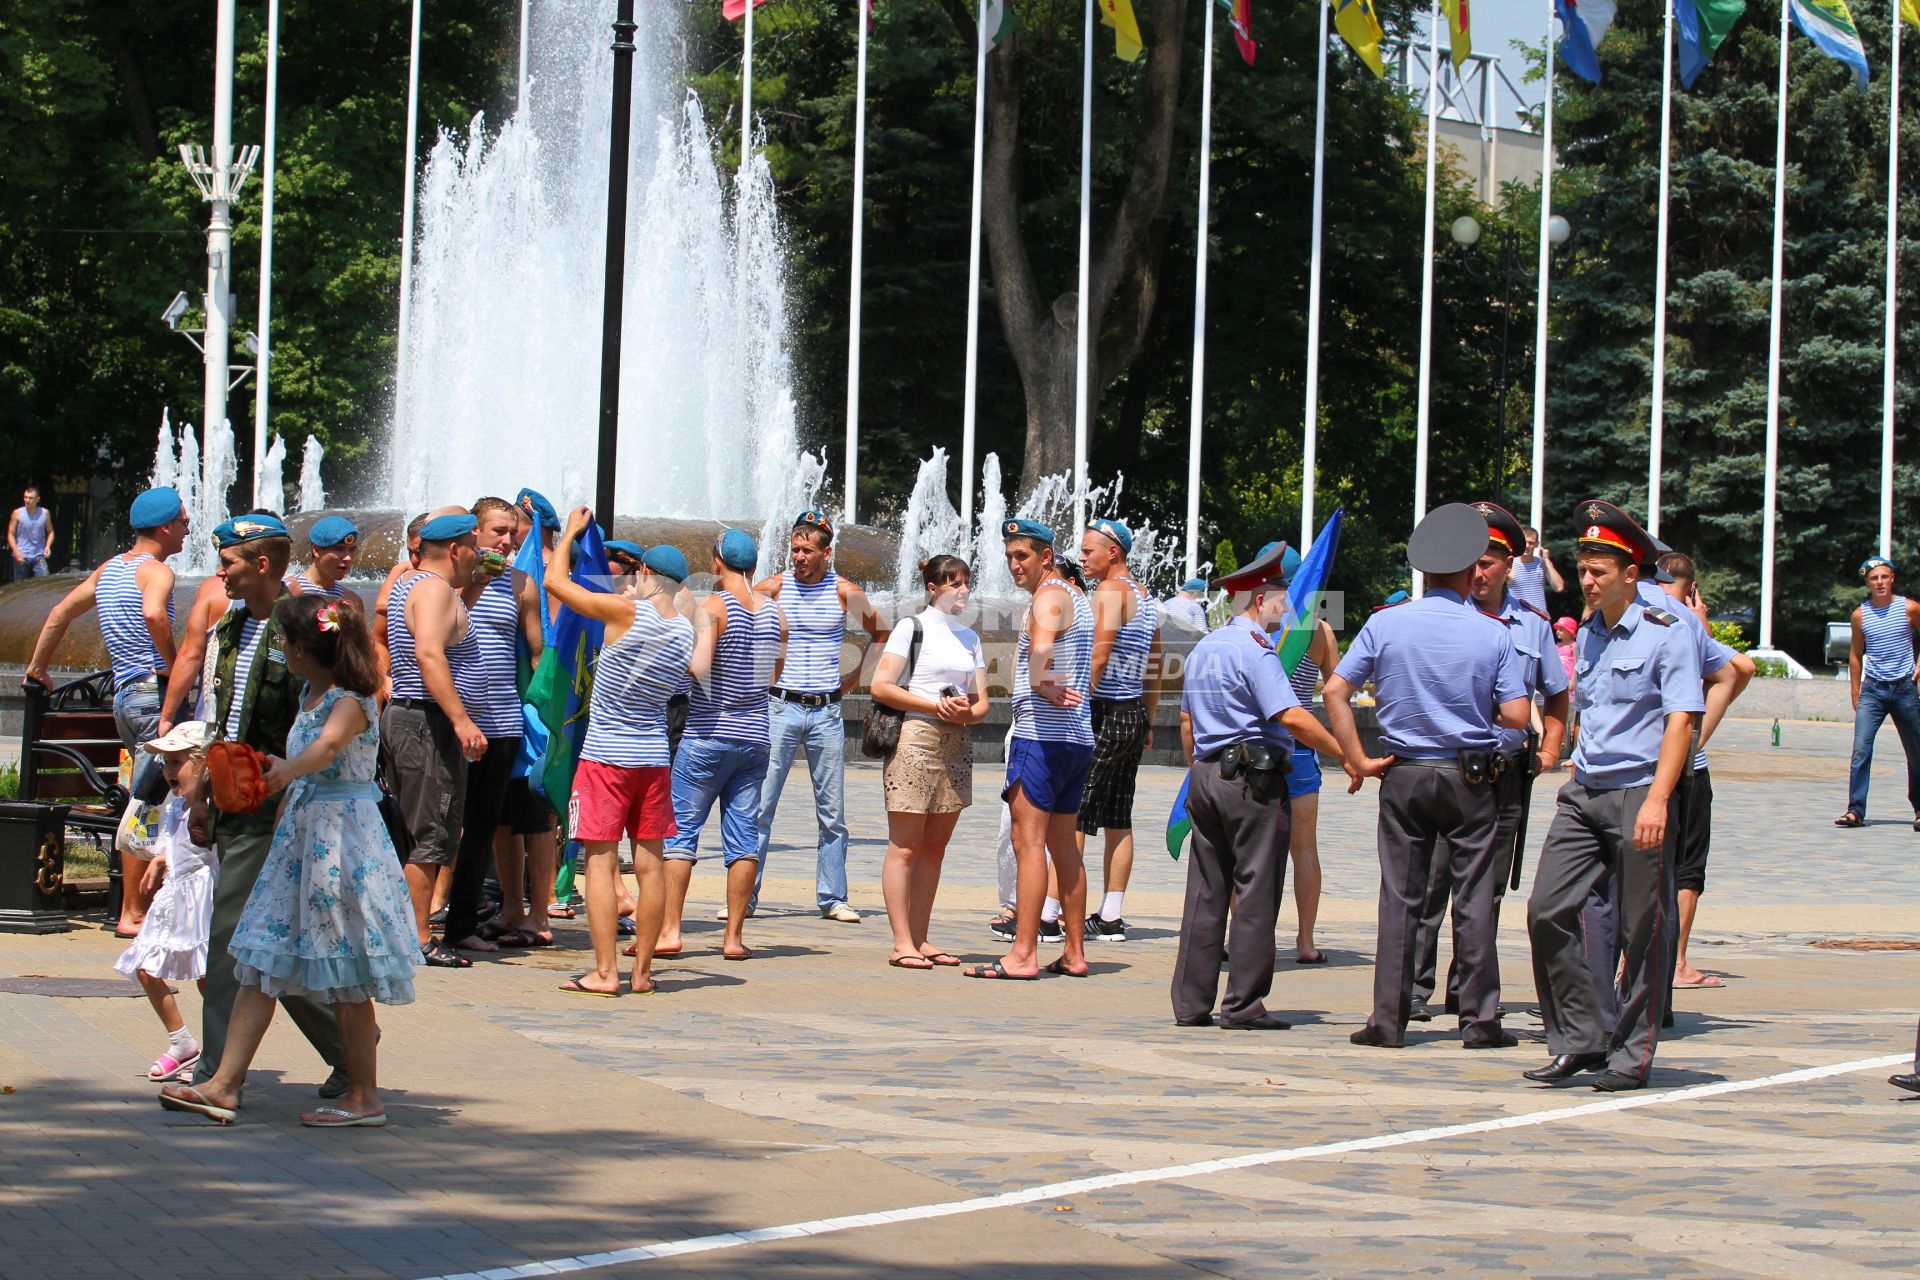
[1171, 541, 1352, 1031]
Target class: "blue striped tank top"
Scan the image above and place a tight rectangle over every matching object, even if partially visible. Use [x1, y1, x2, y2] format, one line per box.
[1092, 579, 1158, 700]
[687, 590, 780, 746]
[99, 553, 172, 689]
[387, 572, 479, 703]
[776, 570, 845, 694]
[1862, 596, 1916, 682]
[1288, 652, 1320, 707]
[1509, 556, 1548, 614]
[1013, 580, 1095, 745]
[285, 568, 347, 602]
[466, 575, 523, 737]
[582, 601, 696, 768]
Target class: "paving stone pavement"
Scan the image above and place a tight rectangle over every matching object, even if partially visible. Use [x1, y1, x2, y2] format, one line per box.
[3, 717, 1918, 1278]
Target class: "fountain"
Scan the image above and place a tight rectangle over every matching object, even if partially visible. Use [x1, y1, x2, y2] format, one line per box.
[257, 435, 288, 515]
[297, 436, 326, 511]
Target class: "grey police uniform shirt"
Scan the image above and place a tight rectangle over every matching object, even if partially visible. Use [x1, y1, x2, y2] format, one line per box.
[1569, 600, 1705, 790]
[1181, 616, 1300, 758]
[1333, 588, 1526, 758]
[1487, 591, 1569, 753]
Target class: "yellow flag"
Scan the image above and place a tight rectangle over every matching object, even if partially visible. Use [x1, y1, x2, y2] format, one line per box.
[1903, 0, 1920, 28]
[1331, 0, 1386, 78]
[1441, 0, 1471, 69]
[1100, 0, 1145, 61]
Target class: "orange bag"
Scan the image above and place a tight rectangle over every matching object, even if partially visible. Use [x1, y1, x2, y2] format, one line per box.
[206, 741, 270, 815]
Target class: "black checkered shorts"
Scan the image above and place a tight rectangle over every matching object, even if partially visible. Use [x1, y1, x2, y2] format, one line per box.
[1076, 696, 1150, 833]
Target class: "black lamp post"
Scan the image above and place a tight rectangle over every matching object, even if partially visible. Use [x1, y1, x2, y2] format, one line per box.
[595, 0, 638, 536]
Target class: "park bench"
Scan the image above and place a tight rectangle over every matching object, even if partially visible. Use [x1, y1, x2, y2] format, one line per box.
[6, 672, 129, 925]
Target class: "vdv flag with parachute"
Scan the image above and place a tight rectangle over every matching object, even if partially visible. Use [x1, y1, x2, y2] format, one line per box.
[1168, 509, 1344, 858]
[1674, 0, 1746, 89]
[1555, 0, 1616, 83]
[510, 523, 556, 788]
[526, 520, 611, 838]
[1788, 0, 1869, 89]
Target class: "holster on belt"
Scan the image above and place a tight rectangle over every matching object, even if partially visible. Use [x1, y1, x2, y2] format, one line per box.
[1218, 742, 1282, 804]
[1456, 749, 1498, 785]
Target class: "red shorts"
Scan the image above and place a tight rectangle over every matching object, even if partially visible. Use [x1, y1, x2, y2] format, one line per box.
[569, 759, 677, 843]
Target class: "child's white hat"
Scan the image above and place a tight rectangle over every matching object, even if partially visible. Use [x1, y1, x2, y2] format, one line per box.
[144, 721, 210, 754]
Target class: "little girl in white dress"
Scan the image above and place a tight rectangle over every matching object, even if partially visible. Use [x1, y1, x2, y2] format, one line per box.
[116, 722, 219, 1082]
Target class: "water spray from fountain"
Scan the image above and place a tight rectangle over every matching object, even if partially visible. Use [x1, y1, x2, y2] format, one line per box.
[149, 410, 235, 578]
[297, 436, 327, 511]
[258, 435, 287, 514]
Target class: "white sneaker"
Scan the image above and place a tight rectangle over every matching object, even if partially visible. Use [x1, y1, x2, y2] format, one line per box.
[822, 903, 861, 924]
[715, 906, 756, 921]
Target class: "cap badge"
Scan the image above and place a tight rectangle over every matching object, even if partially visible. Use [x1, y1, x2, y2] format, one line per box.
[1585, 503, 1605, 521]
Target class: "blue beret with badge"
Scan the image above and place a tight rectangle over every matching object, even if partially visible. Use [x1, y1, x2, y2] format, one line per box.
[1002, 516, 1054, 546]
[418, 512, 478, 542]
[514, 487, 562, 532]
[212, 513, 289, 547]
[1181, 576, 1207, 593]
[307, 515, 359, 549]
[793, 509, 835, 543]
[130, 486, 183, 530]
[643, 544, 690, 583]
[1861, 555, 1897, 579]
[604, 539, 646, 562]
[1088, 518, 1131, 554]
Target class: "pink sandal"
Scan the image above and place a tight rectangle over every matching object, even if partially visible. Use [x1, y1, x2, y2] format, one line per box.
[147, 1049, 200, 1082]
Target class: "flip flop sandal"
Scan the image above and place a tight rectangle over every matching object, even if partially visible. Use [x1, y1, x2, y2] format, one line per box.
[889, 954, 937, 970]
[1673, 975, 1726, 988]
[1295, 950, 1330, 965]
[1835, 813, 1865, 828]
[494, 929, 540, 948]
[301, 1106, 387, 1128]
[558, 977, 620, 998]
[1044, 958, 1089, 978]
[146, 1049, 200, 1082]
[158, 1085, 237, 1125]
[616, 917, 637, 937]
[921, 952, 961, 967]
[548, 904, 577, 919]
[723, 948, 754, 962]
[421, 942, 473, 968]
[964, 960, 1039, 981]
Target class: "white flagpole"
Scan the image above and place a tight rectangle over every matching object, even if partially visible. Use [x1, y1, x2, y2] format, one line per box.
[742, 0, 756, 163]
[1072, 0, 1094, 543]
[1882, 13, 1902, 559]
[1185, 0, 1215, 579]
[395, 0, 423, 428]
[845, 0, 869, 525]
[253, 0, 280, 508]
[518, 0, 530, 113]
[960, 0, 989, 529]
[1412, 0, 1442, 597]
[1648, 0, 1675, 536]
[1760, 0, 1790, 650]
[1300, 0, 1330, 554]
[1529, 0, 1556, 533]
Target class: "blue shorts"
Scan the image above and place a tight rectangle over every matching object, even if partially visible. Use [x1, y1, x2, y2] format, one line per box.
[1286, 742, 1323, 798]
[1002, 738, 1094, 815]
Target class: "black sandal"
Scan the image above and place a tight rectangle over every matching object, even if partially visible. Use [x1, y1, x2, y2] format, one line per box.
[422, 942, 473, 968]
[1835, 813, 1865, 828]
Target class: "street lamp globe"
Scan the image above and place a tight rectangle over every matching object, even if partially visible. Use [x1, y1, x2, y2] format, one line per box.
[1548, 214, 1572, 245]
[1450, 215, 1483, 247]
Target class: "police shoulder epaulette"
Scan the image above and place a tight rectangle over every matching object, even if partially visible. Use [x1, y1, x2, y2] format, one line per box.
[1642, 607, 1679, 627]
[1516, 599, 1553, 624]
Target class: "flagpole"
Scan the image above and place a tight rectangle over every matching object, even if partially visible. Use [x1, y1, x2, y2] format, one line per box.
[1760, 0, 1790, 651]
[742, 0, 755, 164]
[1529, 0, 1555, 534]
[395, 0, 423, 434]
[960, 0, 989, 529]
[1073, 0, 1094, 543]
[1300, 0, 1330, 555]
[1184, 0, 1215, 579]
[253, 0, 279, 508]
[1412, 0, 1442, 598]
[1648, 0, 1676, 536]
[845, 0, 869, 525]
[1882, 13, 1901, 559]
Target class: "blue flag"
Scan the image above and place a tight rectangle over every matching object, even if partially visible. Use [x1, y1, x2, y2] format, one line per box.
[525, 522, 610, 821]
[1555, 0, 1616, 83]
[1674, 0, 1745, 89]
[510, 531, 554, 783]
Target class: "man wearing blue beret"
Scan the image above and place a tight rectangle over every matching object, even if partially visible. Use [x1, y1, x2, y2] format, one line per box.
[287, 515, 359, 604]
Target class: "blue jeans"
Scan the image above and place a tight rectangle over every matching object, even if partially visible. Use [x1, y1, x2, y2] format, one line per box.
[18, 556, 49, 578]
[113, 678, 166, 798]
[753, 699, 850, 912]
[663, 738, 769, 866]
[1847, 678, 1920, 820]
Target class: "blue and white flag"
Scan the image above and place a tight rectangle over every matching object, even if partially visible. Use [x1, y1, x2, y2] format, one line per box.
[1555, 0, 1616, 83]
[1788, 0, 1869, 90]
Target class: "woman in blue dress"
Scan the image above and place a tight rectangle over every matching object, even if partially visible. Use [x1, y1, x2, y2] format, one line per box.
[160, 596, 416, 1127]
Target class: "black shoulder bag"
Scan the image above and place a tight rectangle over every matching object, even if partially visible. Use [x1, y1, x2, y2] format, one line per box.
[860, 617, 922, 760]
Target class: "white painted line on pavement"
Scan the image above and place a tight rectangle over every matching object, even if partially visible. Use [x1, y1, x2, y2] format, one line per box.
[417, 1052, 1910, 1280]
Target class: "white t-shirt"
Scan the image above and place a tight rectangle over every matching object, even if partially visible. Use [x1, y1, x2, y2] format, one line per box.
[882, 608, 985, 723]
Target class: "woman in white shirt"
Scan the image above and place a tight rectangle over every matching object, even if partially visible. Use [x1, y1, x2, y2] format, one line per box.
[871, 555, 991, 969]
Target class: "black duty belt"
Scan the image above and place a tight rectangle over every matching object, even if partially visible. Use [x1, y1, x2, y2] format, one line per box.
[1394, 750, 1502, 785]
[773, 688, 840, 708]
[389, 696, 448, 714]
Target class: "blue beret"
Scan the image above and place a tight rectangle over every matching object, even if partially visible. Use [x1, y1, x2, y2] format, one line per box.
[1280, 546, 1303, 580]
[212, 514, 289, 548]
[1001, 517, 1054, 546]
[307, 516, 359, 549]
[1088, 518, 1132, 554]
[716, 528, 758, 572]
[419, 513, 478, 542]
[515, 488, 561, 532]
[643, 545, 690, 583]
[1383, 589, 1410, 605]
[1181, 577, 1207, 593]
[604, 539, 646, 561]
[130, 487, 183, 529]
[1862, 555, 1897, 579]
[793, 509, 835, 542]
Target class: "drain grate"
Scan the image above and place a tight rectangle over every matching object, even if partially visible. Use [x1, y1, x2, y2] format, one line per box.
[0, 976, 153, 998]
[1809, 939, 1920, 952]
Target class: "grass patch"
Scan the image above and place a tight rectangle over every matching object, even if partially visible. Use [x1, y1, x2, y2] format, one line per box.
[63, 837, 110, 881]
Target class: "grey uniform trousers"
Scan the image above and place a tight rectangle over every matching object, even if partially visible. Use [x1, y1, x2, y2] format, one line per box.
[1411, 765, 1527, 1009]
[1367, 765, 1505, 1045]
[1528, 780, 1675, 1079]
[195, 826, 344, 1084]
[1170, 761, 1290, 1026]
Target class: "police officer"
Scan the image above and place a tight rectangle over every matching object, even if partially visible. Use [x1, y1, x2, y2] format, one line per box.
[1172, 542, 1354, 1029]
[1409, 502, 1570, 1021]
[1525, 502, 1703, 1091]
[1325, 505, 1530, 1049]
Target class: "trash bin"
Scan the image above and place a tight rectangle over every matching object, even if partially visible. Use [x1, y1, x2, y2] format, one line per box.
[0, 801, 74, 934]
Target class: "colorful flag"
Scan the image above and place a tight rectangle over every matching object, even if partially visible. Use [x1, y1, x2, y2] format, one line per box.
[1100, 0, 1145, 61]
[1166, 771, 1193, 859]
[1788, 0, 1869, 88]
[1276, 508, 1343, 674]
[511, 524, 553, 786]
[982, 0, 1018, 49]
[722, 0, 770, 20]
[1332, 0, 1386, 79]
[1555, 0, 1616, 83]
[1440, 0, 1471, 70]
[1905, 0, 1920, 29]
[1214, 0, 1255, 65]
[525, 521, 610, 839]
[1673, 0, 1746, 89]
